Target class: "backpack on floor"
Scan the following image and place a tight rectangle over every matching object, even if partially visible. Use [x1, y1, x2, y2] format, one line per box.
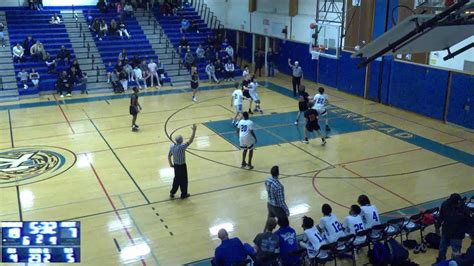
[425, 233, 441, 249]
[387, 238, 409, 264]
[368, 241, 390, 265]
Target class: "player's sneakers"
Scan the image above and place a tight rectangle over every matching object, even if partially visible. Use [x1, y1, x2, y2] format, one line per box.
[241, 162, 247, 168]
[303, 138, 309, 144]
[180, 193, 190, 199]
[60, 94, 64, 98]
[192, 96, 197, 102]
[253, 108, 259, 112]
[321, 138, 327, 145]
[248, 109, 254, 115]
[66, 93, 72, 97]
[247, 164, 254, 170]
[169, 193, 175, 199]
[325, 125, 331, 131]
[134, 124, 140, 129]
[259, 109, 263, 114]
[132, 125, 139, 132]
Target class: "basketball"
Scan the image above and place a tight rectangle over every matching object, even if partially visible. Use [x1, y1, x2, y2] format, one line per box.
[309, 23, 316, 29]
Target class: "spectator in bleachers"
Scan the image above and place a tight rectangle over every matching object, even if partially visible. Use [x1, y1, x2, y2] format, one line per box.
[184, 49, 195, 71]
[205, 47, 215, 62]
[118, 20, 131, 39]
[115, 60, 124, 73]
[204, 35, 213, 47]
[133, 65, 146, 89]
[29, 69, 40, 88]
[109, 19, 118, 36]
[205, 61, 218, 83]
[157, 58, 165, 80]
[266, 48, 277, 77]
[17, 69, 29, 90]
[71, 59, 82, 77]
[29, 0, 43, 10]
[56, 45, 71, 65]
[225, 45, 234, 60]
[116, 2, 124, 16]
[50, 13, 62, 25]
[92, 18, 100, 37]
[57, 71, 72, 97]
[80, 72, 88, 94]
[300, 216, 328, 262]
[119, 69, 129, 91]
[123, 2, 134, 17]
[275, 217, 301, 266]
[22, 35, 35, 56]
[189, 20, 199, 33]
[242, 65, 249, 77]
[97, 0, 108, 13]
[196, 45, 205, 61]
[436, 193, 471, 263]
[45, 53, 56, 73]
[224, 60, 235, 82]
[212, 228, 249, 266]
[99, 19, 108, 41]
[132, 54, 141, 68]
[123, 60, 133, 82]
[214, 59, 224, 80]
[318, 204, 344, 244]
[68, 66, 81, 83]
[0, 22, 5, 48]
[86, 11, 94, 28]
[221, 38, 229, 50]
[343, 205, 366, 245]
[180, 17, 190, 34]
[111, 69, 120, 88]
[178, 36, 190, 54]
[106, 62, 114, 83]
[147, 58, 161, 88]
[254, 50, 264, 77]
[160, 1, 172, 16]
[357, 195, 380, 230]
[12, 43, 25, 63]
[30, 41, 47, 61]
[253, 217, 280, 265]
[118, 49, 128, 62]
[139, 59, 151, 85]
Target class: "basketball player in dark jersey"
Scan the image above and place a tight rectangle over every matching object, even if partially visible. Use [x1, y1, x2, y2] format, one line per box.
[129, 87, 142, 132]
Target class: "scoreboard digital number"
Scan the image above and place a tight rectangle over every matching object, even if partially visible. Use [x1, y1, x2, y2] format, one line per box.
[1, 221, 80, 263]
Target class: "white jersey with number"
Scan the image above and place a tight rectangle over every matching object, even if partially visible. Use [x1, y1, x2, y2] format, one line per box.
[232, 89, 244, 106]
[319, 214, 345, 243]
[343, 215, 366, 244]
[248, 82, 259, 101]
[313, 93, 328, 111]
[360, 205, 381, 229]
[237, 119, 255, 148]
[302, 227, 327, 259]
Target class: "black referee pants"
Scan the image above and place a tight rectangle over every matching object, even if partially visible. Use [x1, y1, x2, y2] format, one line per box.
[170, 163, 188, 198]
[292, 76, 301, 96]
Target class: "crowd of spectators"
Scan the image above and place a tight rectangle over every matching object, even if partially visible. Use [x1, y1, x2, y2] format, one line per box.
[11, 33, 86, 96]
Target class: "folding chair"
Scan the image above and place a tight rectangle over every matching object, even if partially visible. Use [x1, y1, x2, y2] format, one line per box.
[312, 242, 336, 266]
[385, 217, 405, 242]
[350, 229, 371, 266]
[403, 213, 423, 241]
[368, 223, 387, 244]
[333, 234, 355, 265]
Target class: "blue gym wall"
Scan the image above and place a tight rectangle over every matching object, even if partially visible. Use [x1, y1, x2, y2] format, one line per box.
[225, 29, 474, 129]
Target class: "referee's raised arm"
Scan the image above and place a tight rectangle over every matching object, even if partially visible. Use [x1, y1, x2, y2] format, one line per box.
[186, 124, 197, 146]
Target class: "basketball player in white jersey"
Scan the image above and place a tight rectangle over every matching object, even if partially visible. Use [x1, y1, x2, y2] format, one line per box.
[343, 205, 366, 245]
[300, 216, 328, 261]
[236, 112, 257, 169]
[231, 82, 244, 126]
[312, 87, 330, 131]
[248, 76, 263, 114]
[357, 195, 381, 229]
[318, 204, 344, 244]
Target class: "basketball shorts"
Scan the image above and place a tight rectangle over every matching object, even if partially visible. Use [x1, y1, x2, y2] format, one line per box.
[239, 136, 255, 150]
[129, 106, 138, 116]
[306, 122, 320, 132]
[249, 91, 259, 102]
[299, 102, 308, 112]
[235, 104, 243, 113]
[316, 108, 327, 116]
[243, 90, 251, 99]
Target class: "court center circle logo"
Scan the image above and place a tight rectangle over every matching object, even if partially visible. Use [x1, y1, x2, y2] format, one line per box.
[0, 147, 76, 188]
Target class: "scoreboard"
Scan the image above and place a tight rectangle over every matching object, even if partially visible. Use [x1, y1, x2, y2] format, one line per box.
[1, 221, 80, 263]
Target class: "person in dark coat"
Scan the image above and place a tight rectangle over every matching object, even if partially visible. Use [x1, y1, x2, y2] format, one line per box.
[22, 35, 35, 56]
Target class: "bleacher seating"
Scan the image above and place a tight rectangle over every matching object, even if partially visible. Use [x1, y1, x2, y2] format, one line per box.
[6, 10, 78, 97]
[84, 9, 171, 85]
[152, 5, 242, 80]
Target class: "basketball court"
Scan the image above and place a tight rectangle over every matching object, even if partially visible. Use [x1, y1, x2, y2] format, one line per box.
[1, 75, 473, 265]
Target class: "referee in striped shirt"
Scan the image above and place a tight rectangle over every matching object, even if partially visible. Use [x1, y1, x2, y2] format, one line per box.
[168, 124, 197, 199]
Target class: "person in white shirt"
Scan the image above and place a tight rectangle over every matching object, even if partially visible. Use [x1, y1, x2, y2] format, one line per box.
[312, 87, 330, 132]
[300, 216, 328, 261]
[224, 61, 235, 82]
[318, 204, 344, 244]
[248, 76, 263, 114]
[357, 195, 381, 229]
[231, 82, 244, 125]
[133, 66, 146, 89]
[343, 205, 366, 245]
[12, 43, 25, 63]
[147, 58, 161, 88]
[50, 13, 61, 24]
[236, 112, 257, 169]
[195, 45, 205, 60]
[225, 45, 234, 60]
[205, 61, 218, 83]
[29, 68, 40, 88]
[242, 65, 250, 77]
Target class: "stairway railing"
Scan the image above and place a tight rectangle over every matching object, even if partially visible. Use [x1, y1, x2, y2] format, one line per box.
[190, 0, 225, 36]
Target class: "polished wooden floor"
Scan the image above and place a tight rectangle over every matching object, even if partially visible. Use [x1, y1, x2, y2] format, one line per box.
[0, 74, 473, 265]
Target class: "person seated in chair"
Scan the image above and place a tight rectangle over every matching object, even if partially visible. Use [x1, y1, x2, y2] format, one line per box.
[98, 19, 108, 41]
[357, 194, 380, 230]
[253, 218, 280, 266]
[212, 228, 249, 266]
[30, 41, 46, 61]
[45, 52, 57, 74]
[275, 217, 301, 266]
[343, 205, 366, 245]
[318, 204, 344, 244]
[118, 20, 131, 39]
[300, 216, 328, 262]
[56, 45, 71, 65]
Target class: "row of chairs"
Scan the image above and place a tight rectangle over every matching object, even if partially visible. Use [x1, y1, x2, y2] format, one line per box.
[311, 207, 440, 266]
